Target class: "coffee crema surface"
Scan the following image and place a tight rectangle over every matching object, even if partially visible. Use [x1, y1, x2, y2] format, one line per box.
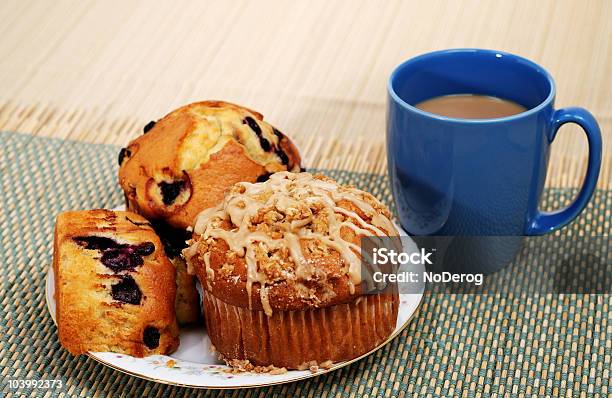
[415, 94, 527, 119]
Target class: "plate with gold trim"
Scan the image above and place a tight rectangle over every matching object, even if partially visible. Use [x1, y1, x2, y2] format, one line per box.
[45, 220, 424, 389]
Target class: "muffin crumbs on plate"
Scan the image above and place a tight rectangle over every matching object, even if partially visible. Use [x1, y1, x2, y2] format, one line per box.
[222, 358, 288, 375]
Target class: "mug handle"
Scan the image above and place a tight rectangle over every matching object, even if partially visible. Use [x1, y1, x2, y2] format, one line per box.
[525, 107, 602, 235]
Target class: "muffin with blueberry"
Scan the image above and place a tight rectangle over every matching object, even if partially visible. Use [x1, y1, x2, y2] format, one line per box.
[118, 101, 302, 324]
[118, 100, 301, 230]
[184, 172, 399, 369]
[53, 209, 179, 356]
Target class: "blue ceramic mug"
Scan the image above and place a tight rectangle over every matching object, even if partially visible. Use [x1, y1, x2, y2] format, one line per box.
[387, 49, 602, 236]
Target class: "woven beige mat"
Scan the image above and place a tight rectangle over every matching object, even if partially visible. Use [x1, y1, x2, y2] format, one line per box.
[0, 131, 609, 397]
[0, 101, 609, 189]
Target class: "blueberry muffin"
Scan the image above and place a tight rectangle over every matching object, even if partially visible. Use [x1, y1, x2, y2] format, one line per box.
[53, 210, 179, 356]
[184, 172, 399, 369]
[118, 101, 302, 324]
[118, 100, 302, 230]
[150, 221, 201, 325]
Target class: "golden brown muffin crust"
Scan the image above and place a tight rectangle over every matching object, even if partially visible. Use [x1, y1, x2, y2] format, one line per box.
[185, 172, 397, 315]
[118, 101, 301, 230]
[202, 291, 399, 369]
[53, 209, 179, 357]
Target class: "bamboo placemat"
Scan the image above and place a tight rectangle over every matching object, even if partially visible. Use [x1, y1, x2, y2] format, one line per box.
[1, 2, 611, 396]
[0, 132, 610, 397]
[0, 1, 610, 188]
[0, 102, 609, 191]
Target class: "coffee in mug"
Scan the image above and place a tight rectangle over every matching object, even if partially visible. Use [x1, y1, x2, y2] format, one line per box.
[415, 94, 526, 119]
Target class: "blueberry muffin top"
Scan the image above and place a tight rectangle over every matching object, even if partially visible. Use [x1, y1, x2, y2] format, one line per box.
[118, 101, 301, 230]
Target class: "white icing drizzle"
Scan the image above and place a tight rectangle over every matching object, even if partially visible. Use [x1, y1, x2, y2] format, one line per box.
[191, 172, 395, 316]
[203, 252, 214, 290]
[183, 243, 199, 275]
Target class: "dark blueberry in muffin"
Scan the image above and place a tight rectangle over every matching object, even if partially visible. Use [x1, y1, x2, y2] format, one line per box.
[256, 173, 272, 183]
[159, 180, 185, 205]
[143, 326, 160, 349]
[243, 116, 261, 135]
[118, 148, 131, 166]
[135, 242, 155, 256]
[143, 120, 156, 134]
[272, 128, 283, 139]
[275, 149, 289, 165]
[259, 137, 271, 152]
[74, 236, 120, 251]
[243, 116, 273, 152]
[300, 166, 307, 172]
[101, 248, 144, 272]
[151, 221, 191, 259]
[111, 275, 142, 305]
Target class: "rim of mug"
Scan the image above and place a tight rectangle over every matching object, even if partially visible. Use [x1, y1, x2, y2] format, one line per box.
[387, 48, 556, 124]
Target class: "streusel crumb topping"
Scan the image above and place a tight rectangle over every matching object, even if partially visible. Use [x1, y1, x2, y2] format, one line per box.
[186, 172, 396, 315]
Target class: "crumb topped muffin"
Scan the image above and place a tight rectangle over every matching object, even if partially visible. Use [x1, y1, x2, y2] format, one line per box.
[185, 172, 399, 369]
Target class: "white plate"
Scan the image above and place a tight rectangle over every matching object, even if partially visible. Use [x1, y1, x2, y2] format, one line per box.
[46, 220, 423, 389]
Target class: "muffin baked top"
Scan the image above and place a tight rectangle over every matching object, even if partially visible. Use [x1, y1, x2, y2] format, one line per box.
[118, 101, 301, 230]
[185, 172, 396, 315]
